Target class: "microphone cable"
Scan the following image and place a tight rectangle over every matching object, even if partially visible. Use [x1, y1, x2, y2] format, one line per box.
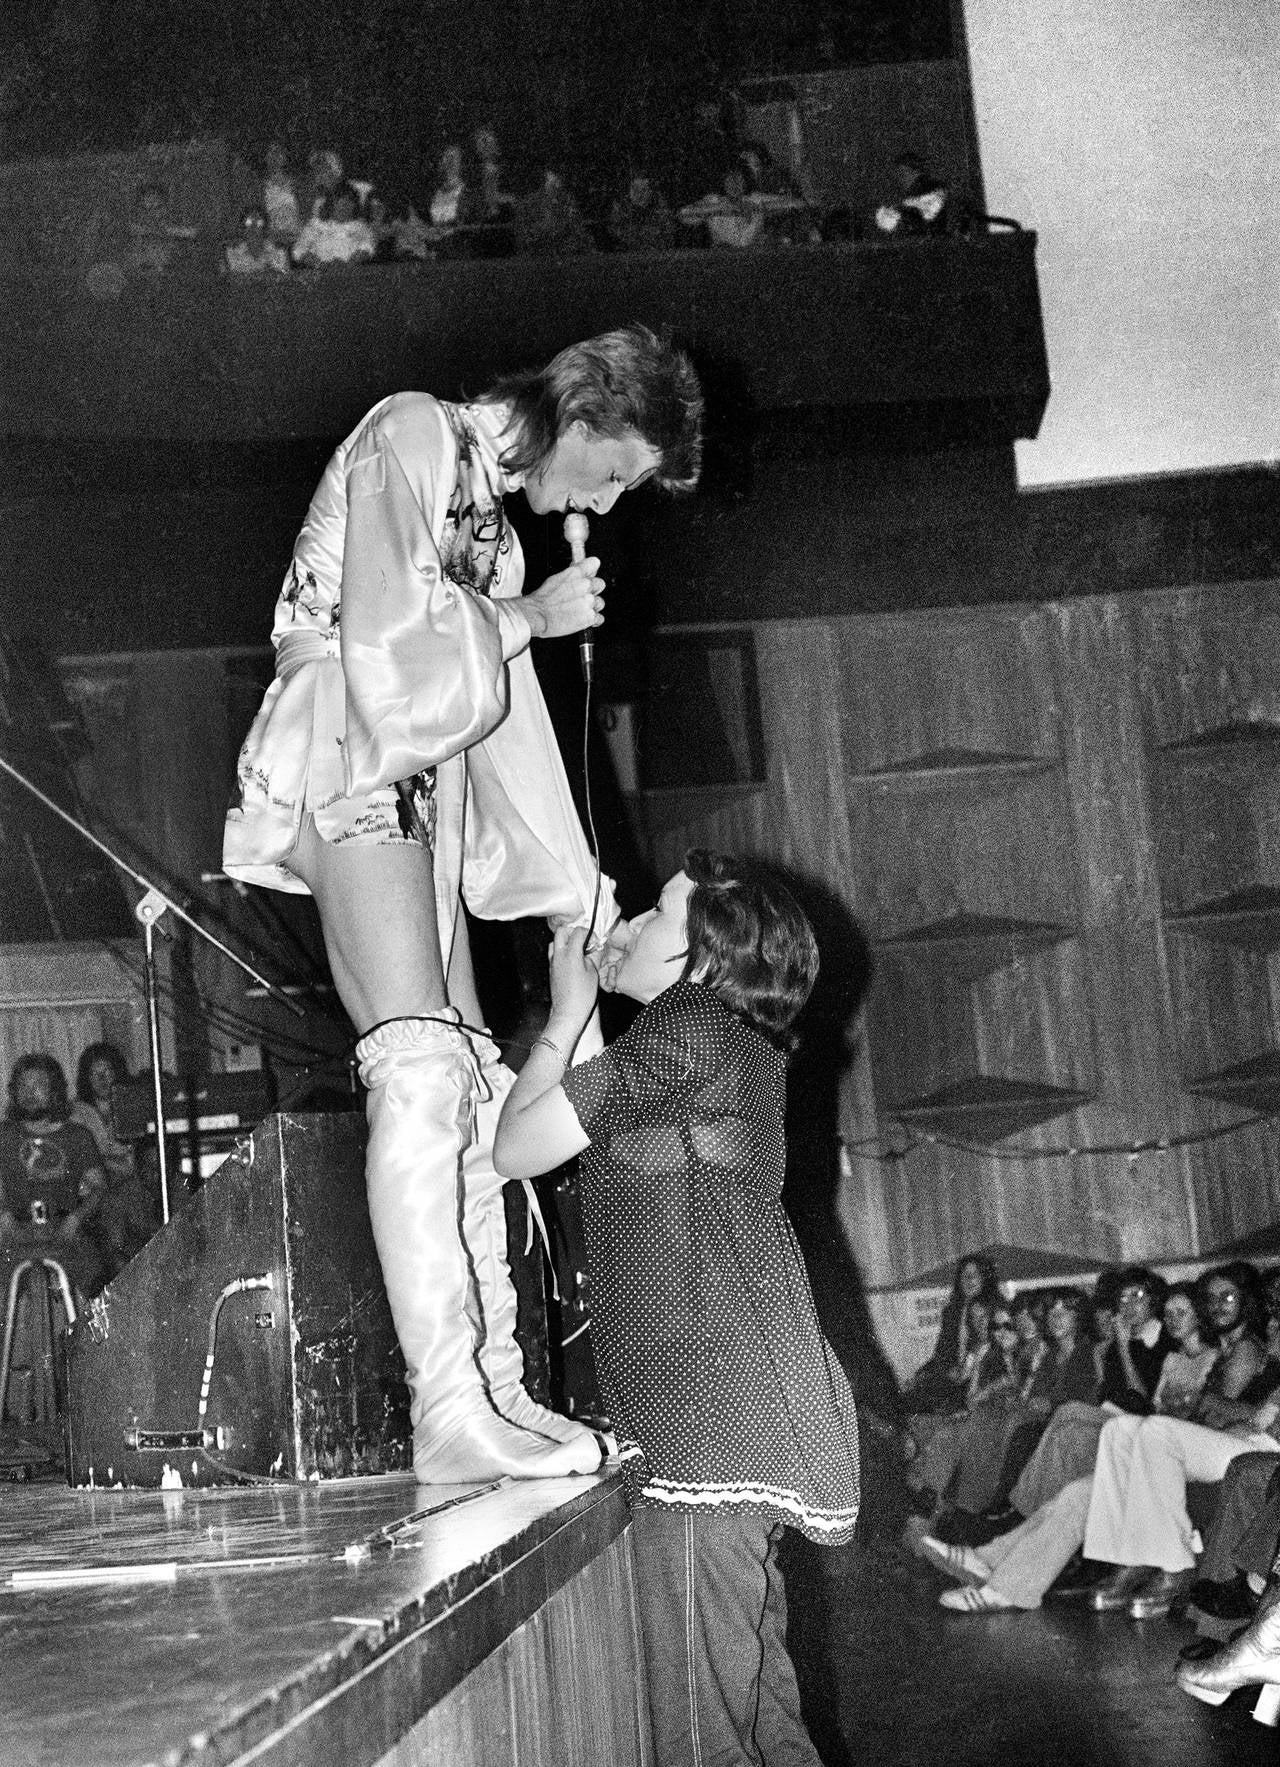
[564, 511, 603, 951]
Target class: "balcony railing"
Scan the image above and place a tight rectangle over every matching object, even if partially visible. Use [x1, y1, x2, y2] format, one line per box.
[0, 234, 1048, 442]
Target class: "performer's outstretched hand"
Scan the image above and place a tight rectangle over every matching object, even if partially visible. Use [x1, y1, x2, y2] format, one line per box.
[524, 558, 604, 639]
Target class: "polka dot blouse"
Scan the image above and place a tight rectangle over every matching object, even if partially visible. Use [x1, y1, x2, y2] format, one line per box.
[562, 980, 861, 1545]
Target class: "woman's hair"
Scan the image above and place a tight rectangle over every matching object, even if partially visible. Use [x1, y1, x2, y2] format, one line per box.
[678, 848, 818, 1049]
[484, 322, 704, 492]
[76, 1040, 129, 1103]
[1202, 1260, 1268, 1340]
[1012, 1290, 1046, 1325]
[950, 1253, 999, 1308]
[7, 1052, 70, 1120]
[1043, 1284, 1087, 1323]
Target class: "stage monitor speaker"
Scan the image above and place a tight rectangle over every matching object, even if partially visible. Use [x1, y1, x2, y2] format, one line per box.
[66, 1112, 411, 1488]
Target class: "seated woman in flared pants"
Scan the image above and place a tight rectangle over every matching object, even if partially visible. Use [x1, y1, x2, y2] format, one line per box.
[914, 1392, 1280, 1615]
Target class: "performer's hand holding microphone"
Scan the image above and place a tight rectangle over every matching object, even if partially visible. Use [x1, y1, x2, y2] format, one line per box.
[522, 513, 603, 676]
[563, 511, 594, 684]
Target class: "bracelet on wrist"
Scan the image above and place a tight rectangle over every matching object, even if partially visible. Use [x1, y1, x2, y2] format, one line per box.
[533, 1034, 568, 1067]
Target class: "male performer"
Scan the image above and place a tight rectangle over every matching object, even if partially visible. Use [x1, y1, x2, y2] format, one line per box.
[224, 324, 703, 1483]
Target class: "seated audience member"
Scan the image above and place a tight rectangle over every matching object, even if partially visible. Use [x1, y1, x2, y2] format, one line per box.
[71, 1042, 133, 1187]
[428, 143, 469, 234]
[607, 172, 676, 253]
[125, 181, 196, 274]
[678, 166, 765, 249]
[1184, 1451, 1280, 1623]
[359, 186, 389, 258]
[470, 123, 513, 222]
[513, 167, 594, 257]
[875, 150, 950, 238]
[677, 94, 737, 209]
[303, 147, 344, 220]
[942, 1288, 1080, 1521]
[261, 139, 302, 245]
[291, 183, 376, 267]
[1000, 1266, 1170, 1520]
[0, 1054, 106, 1301]
[1184, 1272, 1280, 1623]
[909, 1294, 1031, 1520]
[736, 140, 818, 244]
[388, 196, 433, 261]
[222, 205, 290, 275]
[905, 1291, 1000, 1510]
[1195, 1262, 1271, 1426]
[73, 1041, 155, 1275]
[917, 1266, 1279, 1617]
[957, 1285, 1100, 1518]
[903, 1253, 1001, 1415]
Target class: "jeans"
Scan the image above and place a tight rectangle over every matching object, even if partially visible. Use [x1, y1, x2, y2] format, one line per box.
[629, 1504, 823, 1767]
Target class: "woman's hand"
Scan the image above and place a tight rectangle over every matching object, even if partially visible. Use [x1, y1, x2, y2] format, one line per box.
[595, 917, 632, 994]
[524, 559, 605, 640]
[548, 924, 600, 1034]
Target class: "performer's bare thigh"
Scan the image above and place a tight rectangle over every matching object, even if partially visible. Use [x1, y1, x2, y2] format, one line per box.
[290, 815, 447, 1034]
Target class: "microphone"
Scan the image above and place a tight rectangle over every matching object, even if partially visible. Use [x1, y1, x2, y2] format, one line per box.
[563, 511, 593, 684]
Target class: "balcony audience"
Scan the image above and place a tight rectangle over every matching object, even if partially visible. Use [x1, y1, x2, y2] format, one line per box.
[513, 166, 594, 257]
[261, 139, 302, 246]
[303, 147, 344, 221]
[427, 143, 469, 235]
[470, 123, 513, 223]
[875, 149, 950, 238]
[607, 172, 676, 254]
[125, 181, 196, 275]
[291, 183, 377, 267]
[678, 165, 766, 250]
[222, 205, 290, 275]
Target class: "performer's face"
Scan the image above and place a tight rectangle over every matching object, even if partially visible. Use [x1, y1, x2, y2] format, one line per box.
[525, 421, 660, 517]
[597, 870, 695, 1004]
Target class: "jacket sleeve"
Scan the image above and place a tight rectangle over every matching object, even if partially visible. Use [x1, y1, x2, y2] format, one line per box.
[339, 408, 510, 794]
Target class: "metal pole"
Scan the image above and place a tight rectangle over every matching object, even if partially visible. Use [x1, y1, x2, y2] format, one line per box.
[138, 895, 171, 1225]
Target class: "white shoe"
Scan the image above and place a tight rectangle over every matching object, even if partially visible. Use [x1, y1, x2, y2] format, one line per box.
[939, 1583, 1018, 1613]
[916, 1534, 991, 1586]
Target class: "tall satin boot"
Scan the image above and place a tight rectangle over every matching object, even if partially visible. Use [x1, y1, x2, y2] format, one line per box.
[357, 1016, 603, 1483]
[462, 1039, 606, 1454]
[1178, 1577, 1280, 1726]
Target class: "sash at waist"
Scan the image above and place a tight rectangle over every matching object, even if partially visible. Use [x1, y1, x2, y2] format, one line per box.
[276, 627, 341, 679]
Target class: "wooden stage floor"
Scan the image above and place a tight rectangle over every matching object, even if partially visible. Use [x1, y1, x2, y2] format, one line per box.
[0, 1468, 643, 1767]
[6, 1459, 1280, 1767]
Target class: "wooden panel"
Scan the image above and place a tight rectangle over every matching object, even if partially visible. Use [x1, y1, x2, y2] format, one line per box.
[377, 1530, 651, 1767]
[629, 581, 1280, 1283]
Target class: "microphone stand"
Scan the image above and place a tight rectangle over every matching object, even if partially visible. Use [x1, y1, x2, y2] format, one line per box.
[0, 751, 304, 1226]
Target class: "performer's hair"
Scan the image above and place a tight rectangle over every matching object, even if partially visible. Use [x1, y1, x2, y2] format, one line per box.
[680, 848, 818, 1049]
[485, 322, 703, 493]
[7, 1052, 71, 1121]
